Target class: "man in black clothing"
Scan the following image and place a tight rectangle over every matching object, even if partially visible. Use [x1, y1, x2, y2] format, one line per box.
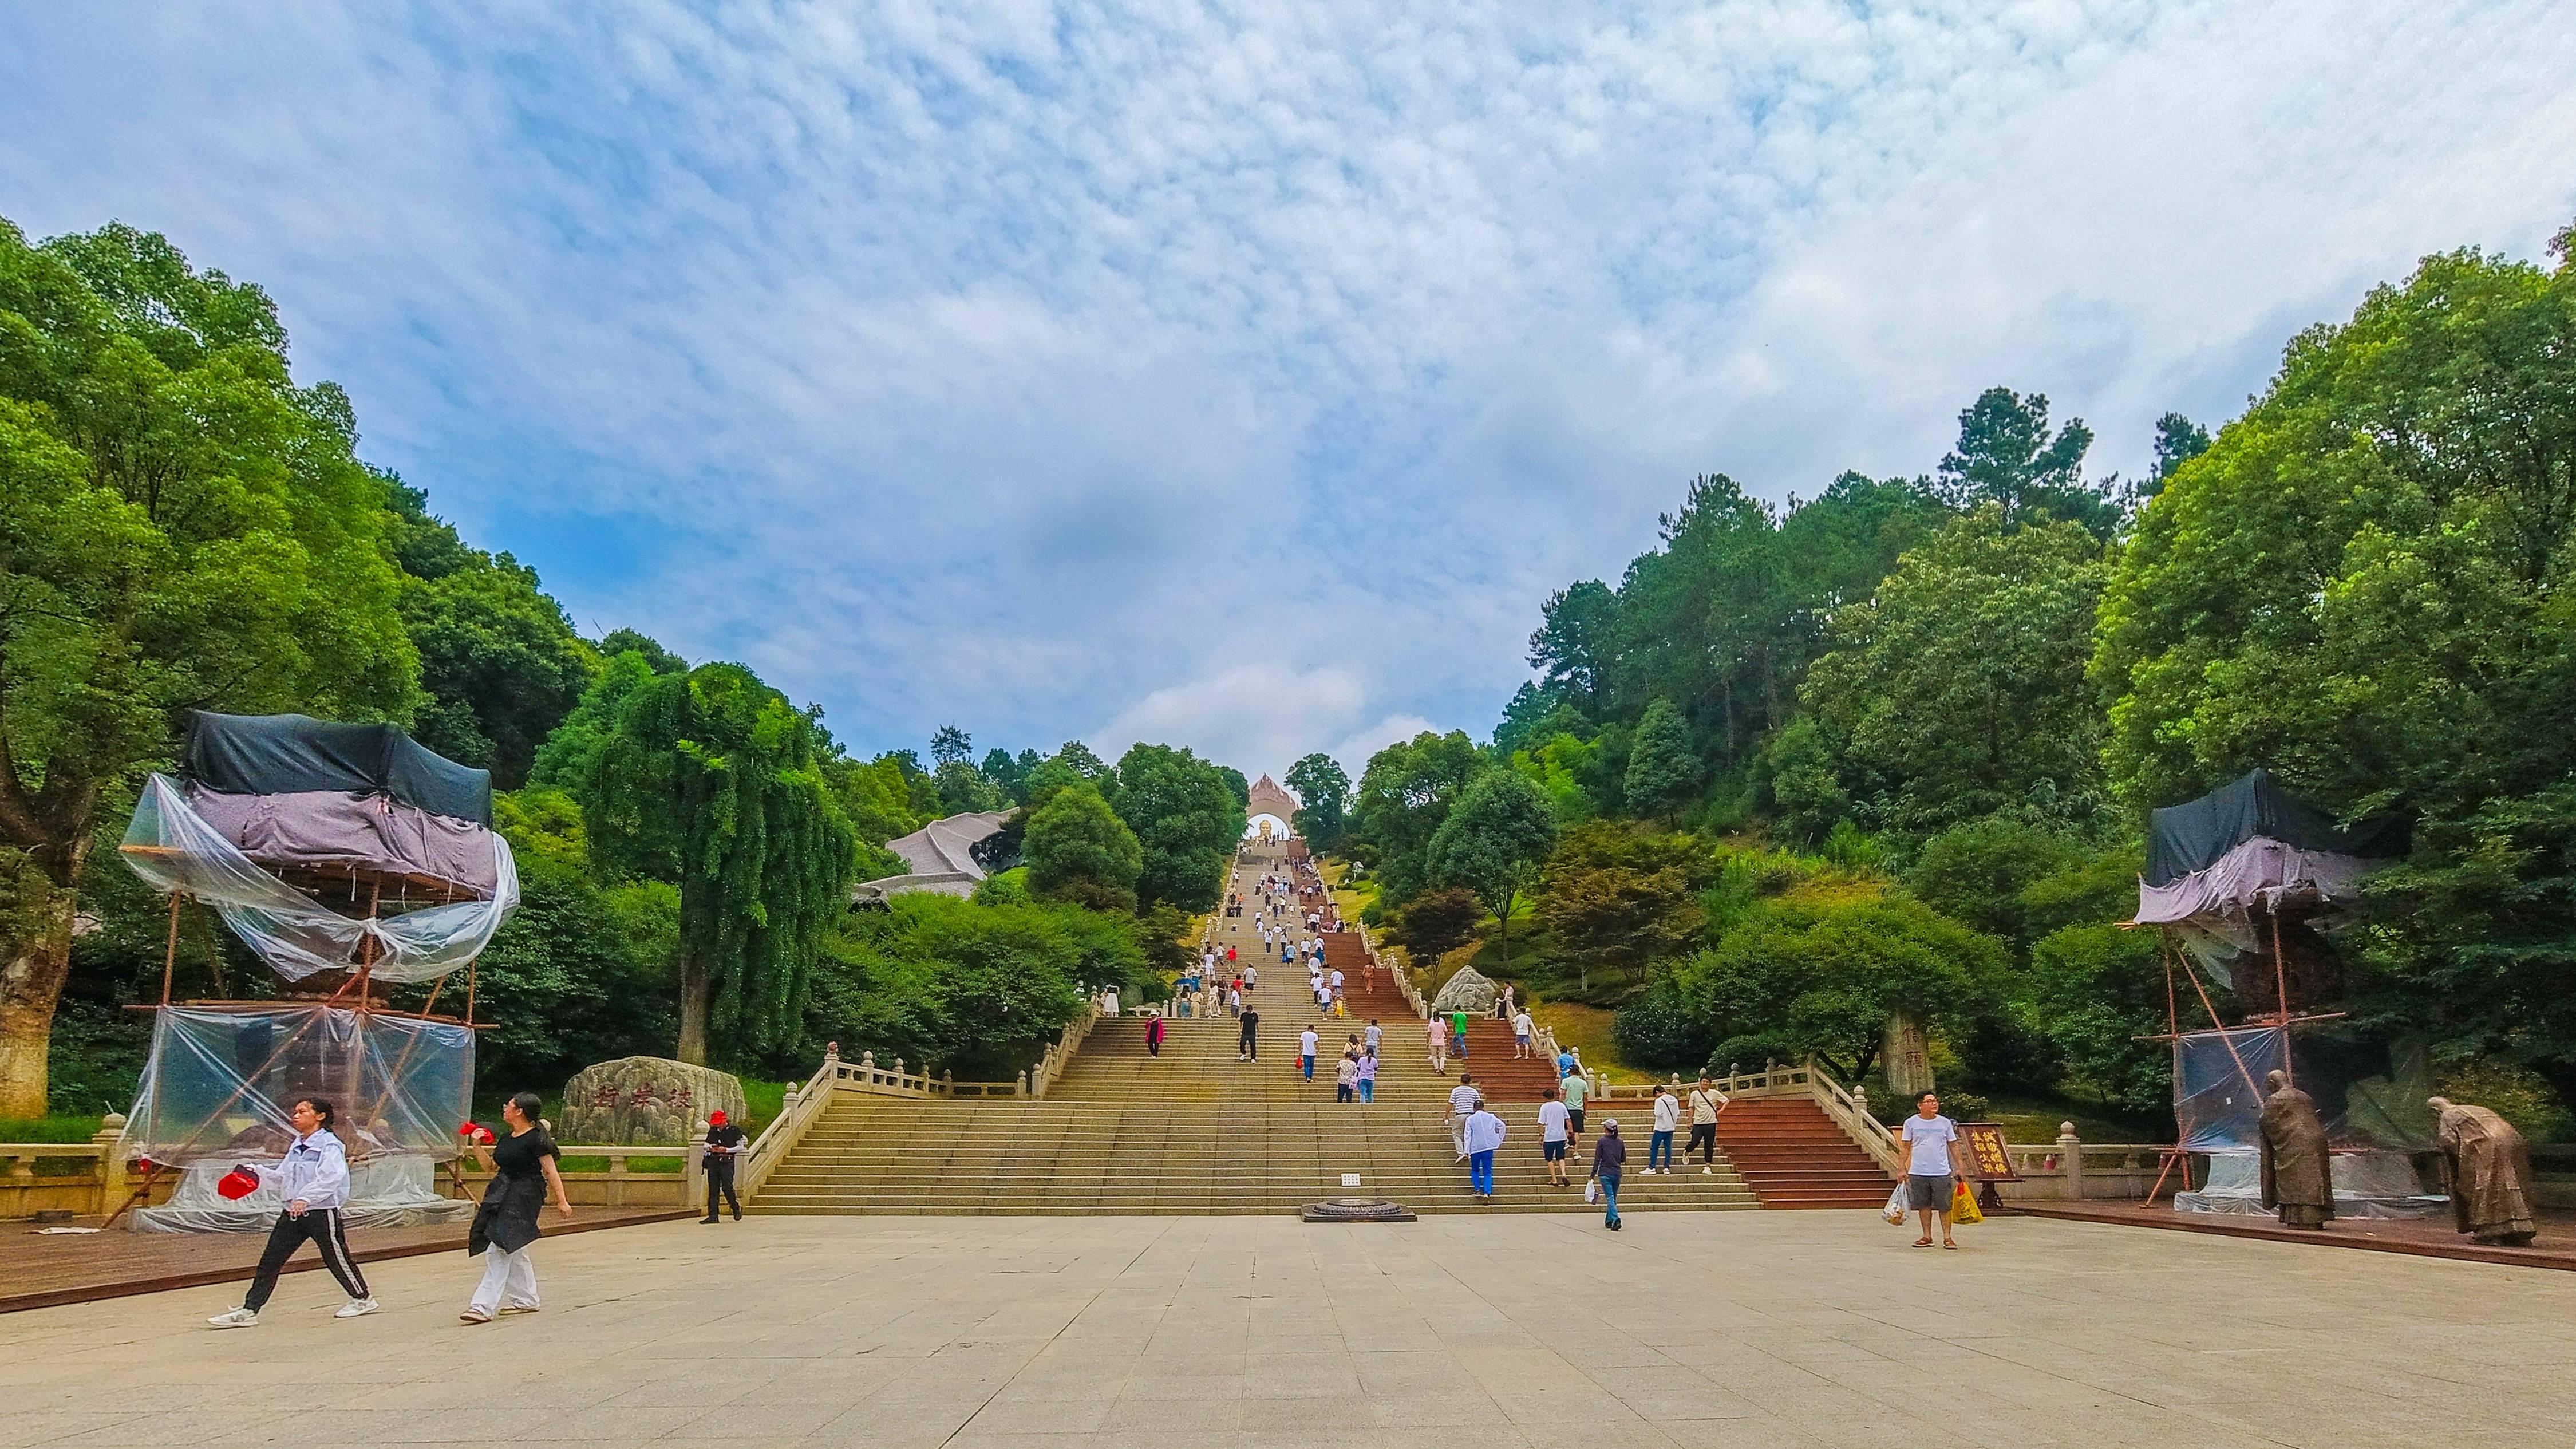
[701, 1110, 745, 1223]
[1238, 1007, 1259, 1062]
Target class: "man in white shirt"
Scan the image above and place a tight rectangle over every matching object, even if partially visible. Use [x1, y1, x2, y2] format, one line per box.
[1536, 1085, 1573, 1187]
[1511, 1009, 1535, 1057]
[1893, 1090, 1968, 1248]
[1364, 1020, 1382, 1055]
[1448, 1076, 1482, 1158]
[1687, 1076, 1729, 1174]
[1648, 1085, 1681, 1173]
[1299, 1026, 1321, 1080]
[1461, 1102, 1507, 1199]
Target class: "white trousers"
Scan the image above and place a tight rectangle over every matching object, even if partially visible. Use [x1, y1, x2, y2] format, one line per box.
[469, 1242, 540, 1314]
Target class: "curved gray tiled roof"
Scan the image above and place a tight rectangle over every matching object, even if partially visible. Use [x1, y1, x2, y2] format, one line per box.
[851, 809, 1013, 903]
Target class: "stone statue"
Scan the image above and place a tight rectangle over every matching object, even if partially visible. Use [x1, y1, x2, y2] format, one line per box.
[2428, 1096, 2538, 1246]
[2257, 1069, 2333, 1230]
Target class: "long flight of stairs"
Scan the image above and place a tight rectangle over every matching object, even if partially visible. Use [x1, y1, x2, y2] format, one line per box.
[750, 843, 1885, 1217]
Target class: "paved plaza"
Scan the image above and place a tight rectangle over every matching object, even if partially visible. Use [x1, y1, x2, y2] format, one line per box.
[5, 1211, 2568, 1448]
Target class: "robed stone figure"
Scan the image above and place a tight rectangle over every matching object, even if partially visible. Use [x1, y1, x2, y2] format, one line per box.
[2257, 1069, 2333, 1230]
[2429, 1096, 2538, 1246]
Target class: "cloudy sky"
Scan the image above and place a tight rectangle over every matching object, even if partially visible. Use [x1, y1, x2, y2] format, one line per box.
[7, 2, 2571, 782]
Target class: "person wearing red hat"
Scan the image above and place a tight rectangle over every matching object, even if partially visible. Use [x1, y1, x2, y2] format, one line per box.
[701, 1110, 746, 1223]
[205, 1097, 374, 1328]
[461, 1092, 572, 1322]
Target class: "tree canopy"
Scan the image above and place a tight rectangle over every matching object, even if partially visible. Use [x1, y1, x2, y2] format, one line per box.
[0, 218, 419, 1113]
[578, 661, 858, 1065]
[1108, 743, 1242, 912]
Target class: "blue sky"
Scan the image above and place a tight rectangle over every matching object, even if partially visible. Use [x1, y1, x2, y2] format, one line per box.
[7, 2, 2572, 783]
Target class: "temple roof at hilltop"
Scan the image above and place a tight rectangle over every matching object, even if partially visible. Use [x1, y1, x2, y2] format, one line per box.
[1246, 774, 1300, 829]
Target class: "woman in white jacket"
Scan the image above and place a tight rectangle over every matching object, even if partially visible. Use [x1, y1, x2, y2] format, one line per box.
[206, 1097, 376, 1327]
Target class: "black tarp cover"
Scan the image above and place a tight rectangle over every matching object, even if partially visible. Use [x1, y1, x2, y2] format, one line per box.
[2145, 769, 2405, 888]
[183, 712, 491, 826]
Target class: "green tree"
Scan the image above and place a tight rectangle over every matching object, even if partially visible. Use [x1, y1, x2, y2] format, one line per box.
[578, 662, 857, 1065]
[1386, 886, 1483, 960]
[806, 894, 1096, 1080]
[1283, 752, 1351, 846]
[1669, 891, 2008, 1081]
[1053, 740, 1108, 780]
[1532, 823, 1703, 996]
[1425, 769, 1558, 972]
[1022, 785, 1143, 911]
[528, 647, 678, 793]
[1800, 508, 2109, 837]
[980, 747, 1028, 802]
[1933, 386, 2112, 535]
[1349, 729, 1485, 902]
[475, 791, 678, 1089]
[1108, 743, 1242, 911]
[381, 479, 594, 787]
[1528, 579, 1620, 717]
[2093, 232, 2576, 1099]
[1904, 817, 2091, 949]
[1622, 698, 1700, 822]
[2025, 921, 2180, 1117]
[930, 725, 973, 769]
[0, 219, 419, 1113]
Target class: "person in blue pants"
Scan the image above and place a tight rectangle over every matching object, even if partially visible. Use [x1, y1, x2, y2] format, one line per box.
[1647, 1085, 1678, 1173]
[1591, 1119, 1627, 1229]
[1462, 1103, 1507, 1200]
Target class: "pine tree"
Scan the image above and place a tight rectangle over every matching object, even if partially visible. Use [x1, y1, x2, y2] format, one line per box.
[1623, 698, 1701, 823]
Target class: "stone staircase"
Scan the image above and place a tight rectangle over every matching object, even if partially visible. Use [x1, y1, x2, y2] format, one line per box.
[750, 1008, 1761, 1215]
[749, 843, 1904, 1217]
[1714, 1097, 1898, 1208]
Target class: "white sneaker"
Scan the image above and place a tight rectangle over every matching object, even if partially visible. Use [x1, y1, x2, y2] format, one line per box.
[207, 1308, 259, 1328]
[1702, 1167, 1713, 1175]
[335, 1297, 380, 1318]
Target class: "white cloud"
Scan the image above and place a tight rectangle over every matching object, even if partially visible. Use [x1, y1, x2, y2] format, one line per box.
[4, 0, 2571, 772]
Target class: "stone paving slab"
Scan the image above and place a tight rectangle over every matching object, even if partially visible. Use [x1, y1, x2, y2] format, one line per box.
[3, 1211, 2572, 1447]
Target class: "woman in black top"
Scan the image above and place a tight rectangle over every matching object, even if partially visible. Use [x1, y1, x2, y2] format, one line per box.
[461, 1092, 572, 1323]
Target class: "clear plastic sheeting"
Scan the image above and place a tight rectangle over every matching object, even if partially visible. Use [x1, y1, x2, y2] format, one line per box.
[121, 775, 517, 983]
[134, 1155, 472, 1233]
[2173, 1026, 2287, 1152]
[2175, 1150, 2447, 1219]
[123, 1005, 476, 1169]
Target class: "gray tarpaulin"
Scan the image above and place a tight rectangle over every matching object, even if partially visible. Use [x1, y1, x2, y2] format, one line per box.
[2146, 769, 2404, 888]
[184, 710, 492, 826]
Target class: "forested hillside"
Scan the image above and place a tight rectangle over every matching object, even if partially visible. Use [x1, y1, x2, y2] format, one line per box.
[1321, 224, 2576, 1136]
[0, 216, 1241, 1119]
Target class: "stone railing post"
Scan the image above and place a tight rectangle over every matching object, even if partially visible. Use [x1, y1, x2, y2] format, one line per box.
[93, 1112, 129, 1217]
[2058, 1123, 2084, 1198]
[1851, 1084, 1869, 1122]
[684, 1118, 709, 1213]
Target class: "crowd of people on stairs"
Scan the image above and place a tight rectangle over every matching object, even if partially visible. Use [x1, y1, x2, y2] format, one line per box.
[1133, 834, 1745, 1230]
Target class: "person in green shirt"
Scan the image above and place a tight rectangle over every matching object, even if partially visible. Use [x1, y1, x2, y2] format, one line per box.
[1449, 1009, 1470, 1061]
[1560, 1069, 1589, 1142]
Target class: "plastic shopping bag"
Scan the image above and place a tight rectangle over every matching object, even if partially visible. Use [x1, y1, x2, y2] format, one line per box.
[1883, 1182, 1909, 1225]
[1951, 1179, 1984, 1224]
[1584, 1180, 1599, 1204]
